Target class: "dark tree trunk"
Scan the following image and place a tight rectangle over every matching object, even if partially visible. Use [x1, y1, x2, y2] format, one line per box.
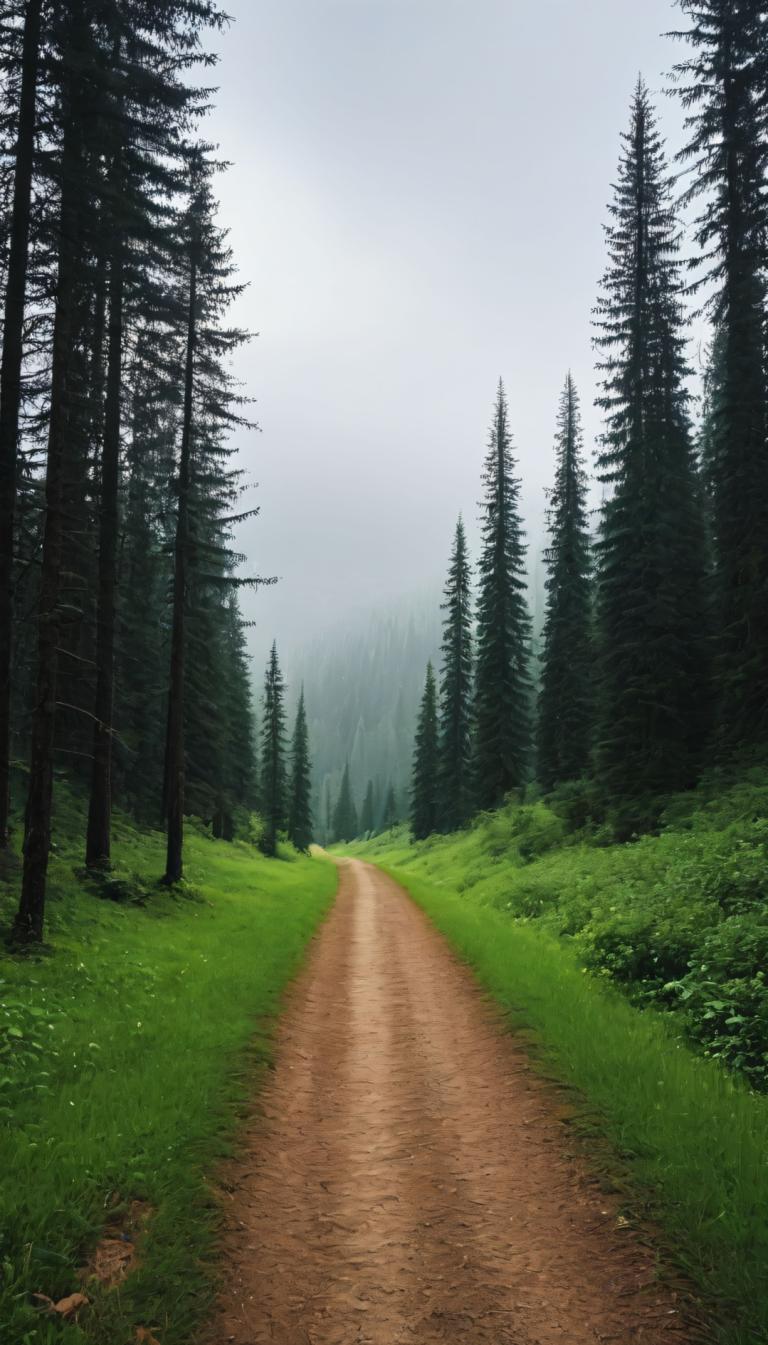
[0, 0, 43, 847]
[163, 233, 197, 885]
[13, 7, 85, 943]
[86, 130, 124, 868]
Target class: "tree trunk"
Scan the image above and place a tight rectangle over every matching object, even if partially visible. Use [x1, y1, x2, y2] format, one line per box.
[86, 131, 124, 868]
[0, 0, 43, 846]
[163, 228, 197, 885]
[13, 7, 85, 943]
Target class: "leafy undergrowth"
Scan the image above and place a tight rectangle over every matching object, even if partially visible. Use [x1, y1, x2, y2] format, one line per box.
[346, 769, 768, 1087]
[0, 797, 336, 1345]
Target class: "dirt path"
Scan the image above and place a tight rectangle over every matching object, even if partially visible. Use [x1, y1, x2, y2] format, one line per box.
[206, 859, 688, 1345]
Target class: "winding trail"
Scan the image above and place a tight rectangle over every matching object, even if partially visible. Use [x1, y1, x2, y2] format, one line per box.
[206, 859, 688, 1344]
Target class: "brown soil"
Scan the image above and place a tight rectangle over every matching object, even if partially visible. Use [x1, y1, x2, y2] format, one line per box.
[205, 859, 689, 1345]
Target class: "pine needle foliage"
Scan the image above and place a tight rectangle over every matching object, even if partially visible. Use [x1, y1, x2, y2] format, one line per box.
[411, 661, 439, 840]
[360, 779, 376, 835]
[259, 641, 287, 857]
[537, 374, 593, 791]
[288, 688, 313, 853]
[382, 781, 398, 830]
[593, 80, 710, 820]
[437, 518, 474, 830]
[474, 380, 532, 810]
[332, 761, 357, 842]
[670, 0, 768, 746]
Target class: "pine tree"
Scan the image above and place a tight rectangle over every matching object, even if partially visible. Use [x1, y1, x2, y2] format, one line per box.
[382, 781, 398, 829]
[288, 688, 313, 853]
[162, 154, 202, 883]
[14, 0, 94, 941]
[323, 778, 332, 845]
[411, 662, 439, 839]
[474, 380, 532, 811]
[259, 641, 287, 857]
[162, 144, 255, 882]
[360, 778, 375, 834]
[670, 1, 768, 745]
[0, 0, 43, 845]
[593, 80, 710, 815]
[437, 517, 474, 830]
[537, 374, 593, 790]
[332, 762, 357, 842]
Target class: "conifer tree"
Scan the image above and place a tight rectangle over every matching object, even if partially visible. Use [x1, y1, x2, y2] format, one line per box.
[332, 762, 357, 842]
[259, 641, 287, 857]
[360, 778, 375, 834]
[437, 517, 474, 830]
[382, 781, 398, 829]
[288, 688, 313, 853]
[14, 0, 94, 940]
[0, 0, 43, 846]
[537, 374, 593, 790]
[162, 145, 254, 882]
[474, 380, 532, 811]
[593, 80, 710, 814]
[323, 778, 332, 845]
[411, 662, 439, 840]
[670, 1, 768, 744]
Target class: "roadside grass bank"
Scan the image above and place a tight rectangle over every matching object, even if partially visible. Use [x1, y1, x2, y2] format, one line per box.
[356, 857, 768, 1345]
[1, 801, 336, 1345]
[344, 772, 768, 1090]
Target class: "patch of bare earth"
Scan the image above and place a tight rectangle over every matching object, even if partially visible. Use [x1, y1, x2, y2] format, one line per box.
[204, 859, 691, 1345]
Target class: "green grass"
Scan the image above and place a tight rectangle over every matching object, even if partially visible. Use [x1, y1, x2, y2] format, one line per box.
[346, 777, 768, 1087]
[341, 816, 768, 1343]
[0, 802, 336, 1345]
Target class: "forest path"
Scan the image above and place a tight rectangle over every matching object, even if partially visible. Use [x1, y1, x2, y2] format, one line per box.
[205, 859, 687, 1345]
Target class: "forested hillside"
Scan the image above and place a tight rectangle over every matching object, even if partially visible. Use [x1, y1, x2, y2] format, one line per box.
[289, 599, 441, 841]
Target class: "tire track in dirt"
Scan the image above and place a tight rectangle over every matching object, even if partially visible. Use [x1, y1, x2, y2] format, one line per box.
[205, 859, 688, 1344]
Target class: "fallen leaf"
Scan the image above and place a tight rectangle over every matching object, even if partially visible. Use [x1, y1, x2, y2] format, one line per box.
[135, 1328, 162, 1345]
[53, 1292, 89, 1318]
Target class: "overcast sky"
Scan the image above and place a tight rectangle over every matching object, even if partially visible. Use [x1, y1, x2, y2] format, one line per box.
[205, 0, 699, 675]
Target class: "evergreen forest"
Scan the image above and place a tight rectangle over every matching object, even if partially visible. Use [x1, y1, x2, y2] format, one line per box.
[2, 3, 768, 1344]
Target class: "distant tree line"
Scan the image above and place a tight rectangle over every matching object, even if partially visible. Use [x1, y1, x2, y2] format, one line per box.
[290, 603, 439, 842]
[412, 17, 768, 840]
[0, 1, 279, 942]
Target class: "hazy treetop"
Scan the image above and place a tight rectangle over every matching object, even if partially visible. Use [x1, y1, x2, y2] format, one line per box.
[206, 0, 700, 671]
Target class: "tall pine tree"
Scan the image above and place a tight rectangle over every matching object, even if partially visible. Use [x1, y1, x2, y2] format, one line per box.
[288, 688, 313, 853]
[259, 641, 287, 857]
[474, 380, 532, 811]
[360, 778, 375, 834]
[411, 661, 439, 839]
[671, 1, 768, 745]
[537, 374, 593, 791]
[382, 781, 398, 830]
[0, 0, 43, 845]
[593, 80, 710, 818]
[437, 517, 474, 830]
[332, 762, 357, 842]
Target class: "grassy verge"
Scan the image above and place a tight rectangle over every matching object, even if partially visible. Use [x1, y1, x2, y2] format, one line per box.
[360, 858, 768, 1345]
[345, 775, 768, 1089]
[1, 803, 336, 1345]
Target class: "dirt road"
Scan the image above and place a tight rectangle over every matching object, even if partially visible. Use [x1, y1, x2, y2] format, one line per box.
[207, 859, 687, 1344]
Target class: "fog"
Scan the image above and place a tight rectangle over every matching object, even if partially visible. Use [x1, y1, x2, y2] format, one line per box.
[205, 0, 697, 675]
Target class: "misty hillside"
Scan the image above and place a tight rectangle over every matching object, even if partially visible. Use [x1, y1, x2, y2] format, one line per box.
[289, 598, 441, 836]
